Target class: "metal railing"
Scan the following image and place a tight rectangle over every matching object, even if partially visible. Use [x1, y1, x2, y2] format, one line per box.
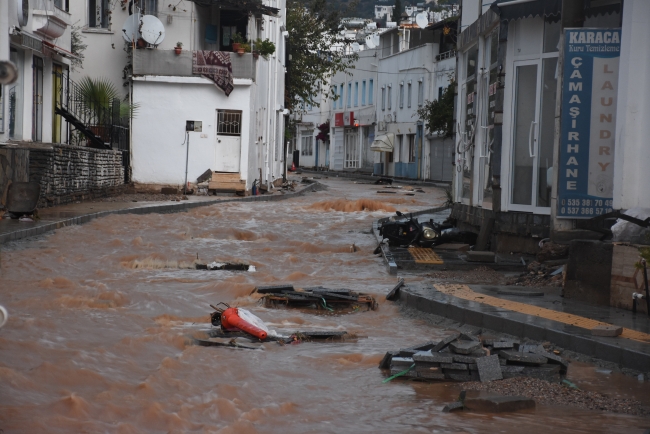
[54, 70, 130, 151]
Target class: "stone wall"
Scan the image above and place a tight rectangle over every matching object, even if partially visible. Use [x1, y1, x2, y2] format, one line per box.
[29, 144, 126, 208]
[0, 147, 30, 206]
[450, 203, 551, 254]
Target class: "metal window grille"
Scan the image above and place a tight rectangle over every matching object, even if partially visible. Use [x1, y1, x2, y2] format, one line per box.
[217, 110, 242, 136]
[344, 129, 359, 168]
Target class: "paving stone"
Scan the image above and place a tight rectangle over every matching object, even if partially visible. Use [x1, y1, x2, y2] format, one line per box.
[413, 351, 453, 364]
[530, 347, 569, 373]
[386, 279, 405, 301]
[391, 367, 418, 378]
[464, 396, 535, 412]
[399, 340, 438, 357]
[442, 402, 464, 413]
[415, 364, 441, 373]
[468, 363, 478, 371]
[500, 350, 548, 365]
[501, 365, 526, 379]
[450, 340, 483, 355]
[418, 371, 446, 380]
[432, 333, 461, 352]
[518, 344, 544, 353]
[460, 332, 481, 342]
[492, 341, 515, 349]
[453, 355, 478, 364]
[477, 355, 503, 383]
[390, 357, 414, 367]
[379, 351, 399, 369]
[441, 363, 469, 370]
[591, 325, 623, 337]
[499, 358, 507, 366]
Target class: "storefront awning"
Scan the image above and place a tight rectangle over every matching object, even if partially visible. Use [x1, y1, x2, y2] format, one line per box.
[370, 133, 395, 152]
[489, 0, 620, 21]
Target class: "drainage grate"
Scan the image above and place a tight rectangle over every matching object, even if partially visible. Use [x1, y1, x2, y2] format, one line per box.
[408, 247, 444, 264]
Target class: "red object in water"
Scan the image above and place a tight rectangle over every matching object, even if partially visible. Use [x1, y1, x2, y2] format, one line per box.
[220, 307, 268, 340]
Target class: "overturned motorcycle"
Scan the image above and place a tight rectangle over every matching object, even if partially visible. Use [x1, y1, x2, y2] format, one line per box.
[378, 211, 478, 248]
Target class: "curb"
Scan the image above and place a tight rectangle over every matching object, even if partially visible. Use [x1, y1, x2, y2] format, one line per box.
[0, 181, 321, 245]
[399, 286, 650, 373]
[298, 168, 451, 188]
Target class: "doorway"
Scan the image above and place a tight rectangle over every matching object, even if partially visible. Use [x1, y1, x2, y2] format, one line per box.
[32, 56, 44, 142]
[509, 57, 557, 212]
[215, 109, 242, 172]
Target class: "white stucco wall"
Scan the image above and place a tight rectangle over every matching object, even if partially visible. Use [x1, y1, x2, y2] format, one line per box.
[131, 77, 254, 186]
[613, 0, 650, 210]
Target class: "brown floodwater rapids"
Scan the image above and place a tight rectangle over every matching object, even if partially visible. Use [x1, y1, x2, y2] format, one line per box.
[0, 178, 649, 433]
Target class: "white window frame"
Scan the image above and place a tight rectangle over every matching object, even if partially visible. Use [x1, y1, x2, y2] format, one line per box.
[301, 135, 313, 156]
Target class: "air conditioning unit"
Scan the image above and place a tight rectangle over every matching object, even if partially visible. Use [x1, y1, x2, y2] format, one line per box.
[378, 121, 386, 131]
[384, 114, 393, 123]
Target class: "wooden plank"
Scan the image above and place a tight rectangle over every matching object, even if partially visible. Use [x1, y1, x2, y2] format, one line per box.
[211, 172, 241, 182]
[208, 181, 246, 191]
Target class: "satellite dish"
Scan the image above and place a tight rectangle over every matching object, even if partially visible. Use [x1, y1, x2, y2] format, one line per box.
[415, 12, 428, 29]
[0, 61, 19, 85]
[352, 42, 360, 52]
[140, 15, 166, 46]
[365, 35, 376, 49]
[122, 13, 141, 43]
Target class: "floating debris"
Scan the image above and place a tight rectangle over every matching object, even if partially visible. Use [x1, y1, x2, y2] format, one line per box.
[195, 262, 254, 271]
[253, 285, 378, 311]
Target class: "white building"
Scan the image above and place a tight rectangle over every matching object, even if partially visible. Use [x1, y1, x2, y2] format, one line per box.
[1, 0, 74, 144]
[66, 0, 287, 193]
[453, 0, 637, 252]
[296, 17, 458, 182]
[375, 4, 395, 22]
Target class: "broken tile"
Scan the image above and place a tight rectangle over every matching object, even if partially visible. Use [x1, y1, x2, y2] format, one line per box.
[449, 340, 483, 355]
[476, 355, 503, 383]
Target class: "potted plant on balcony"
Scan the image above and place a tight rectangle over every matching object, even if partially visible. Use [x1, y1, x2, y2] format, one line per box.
[175, 42, 183, 55]
[238, 42, 250, 56]
[231, 32, 245, 52]
[254, 38, 276, 59]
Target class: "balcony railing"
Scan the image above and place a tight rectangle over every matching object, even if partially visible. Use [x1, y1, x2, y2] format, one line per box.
[133, 50, 257, 81]
[436, 50, 456, 61]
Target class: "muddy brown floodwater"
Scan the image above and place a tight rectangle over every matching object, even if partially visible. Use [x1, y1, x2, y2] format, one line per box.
[1, 178, 649, 433]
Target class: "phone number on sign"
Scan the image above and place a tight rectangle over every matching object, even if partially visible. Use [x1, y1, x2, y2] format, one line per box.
[559, 206, 613, 216]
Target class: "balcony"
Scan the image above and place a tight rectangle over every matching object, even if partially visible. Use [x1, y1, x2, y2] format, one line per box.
[133, 50, 257, 81]
[32, 0, 71, 39]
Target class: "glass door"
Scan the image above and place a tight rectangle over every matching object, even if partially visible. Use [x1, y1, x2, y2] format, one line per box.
[32, 56, 44, 142]
[509, 57, 557, 212]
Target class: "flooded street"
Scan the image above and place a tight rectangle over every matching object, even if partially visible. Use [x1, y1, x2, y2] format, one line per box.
[1, 178, 649, 433]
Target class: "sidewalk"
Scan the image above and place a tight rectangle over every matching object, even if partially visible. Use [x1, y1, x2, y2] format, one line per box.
[0, 180, 320, 245]
[400, 282, 650, 372]
[297, 168, 451, 189]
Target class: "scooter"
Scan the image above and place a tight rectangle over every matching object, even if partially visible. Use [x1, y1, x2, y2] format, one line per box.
[378, 211, 478, 248]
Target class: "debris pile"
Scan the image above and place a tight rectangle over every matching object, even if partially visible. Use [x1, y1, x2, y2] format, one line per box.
[508, 261, 564, 287]
[254, 285, 377, 311]
[195, 261, 255, 271]
[380, 333, 568, 383]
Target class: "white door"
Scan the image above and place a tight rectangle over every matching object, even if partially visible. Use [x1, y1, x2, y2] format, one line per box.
[215, 109, 242, 173]
[509, 57, 557, 213]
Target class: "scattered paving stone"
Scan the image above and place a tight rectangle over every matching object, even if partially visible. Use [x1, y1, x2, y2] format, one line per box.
[432, 333, 461, 352]
[418, 371, 446, 380]
[492, 341, 515, 349]
[450, 340, 483, 355]
[379, 351, 399, 369]
[477, 355, 503, 383]
[500, 350, 548, 365]
[391, 357, 414, 367]
[499, 358, 507, 366]
[441, 363, 469, 370]
[468, 363, 478, 371]
[413, 351, 453, 364]
[459, 332, 481, 342]
[386, 279, 405, 301]
[518, 344, 543, 353]
[415, 364, 441, 373]
[464, 377, 650, 416]
[464, 395, 535, 413]
[442, 402, 464, 413]
[453, 355, 478, 364]
[531, 347, 569, 373]
[591, 325, 623, 337]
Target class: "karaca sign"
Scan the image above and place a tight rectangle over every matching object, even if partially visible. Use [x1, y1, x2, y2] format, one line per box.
[557, 28, 620, 219]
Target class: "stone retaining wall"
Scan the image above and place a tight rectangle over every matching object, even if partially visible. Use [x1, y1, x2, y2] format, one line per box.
[29, 145, 126, 208]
